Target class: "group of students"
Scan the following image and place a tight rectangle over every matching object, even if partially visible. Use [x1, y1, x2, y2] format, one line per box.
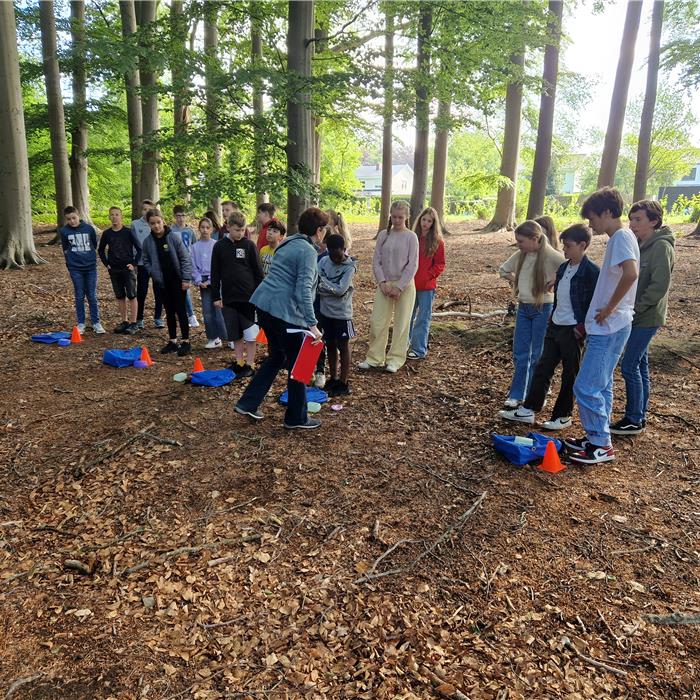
[497, 187, 675, 465]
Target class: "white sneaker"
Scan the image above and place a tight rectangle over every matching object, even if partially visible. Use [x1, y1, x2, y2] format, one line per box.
[503, 398, 521, 409]
[313, 372, 326, 389]
[358, 360, 375, 370]
[92, 322, 106, 334]
[188, 315, 200, 328]
[228, 341, 235, 350]
[204, 338, 222, 349]
[385, 364, 398, 374]
[498, 407, 535, 425]
[541, 416, 572, 431]
[76, 323, 86, 334]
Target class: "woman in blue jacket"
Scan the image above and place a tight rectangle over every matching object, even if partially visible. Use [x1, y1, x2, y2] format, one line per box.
[235, 208, 327, 430]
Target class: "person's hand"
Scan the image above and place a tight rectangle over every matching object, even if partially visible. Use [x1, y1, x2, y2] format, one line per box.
[182, 282, 190, 291]
[545, 280, 555, 292]
[379, 281, 389, 296]
[214, 300, 223, 309]
[389, 286, 401, 299]
[200, 281, 210, 288]
[127, 264, 134, 271]
[309, 325, 323, 343]
[594, 305, 612, 324]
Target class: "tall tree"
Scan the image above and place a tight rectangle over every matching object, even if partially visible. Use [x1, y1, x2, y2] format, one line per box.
[633, 0, 665, 201]
[204, 1, 221, 218]
[0, 2, 42, 267]
[286, 0, 315, 231]
[597, 0, 643, 188]
[69, 1, 90, 221]
[39, 0, 72, 225]
[119, 0, 143, 220]
[430, 97, 451, 225]
[137, 0, 160, 203]
[378, 9, 394, 234]
[171, 0, 190, 200]
[251, 3, 268, 204]
[485, 53, 524, 232]
[409, 2, 432, 224]
[527, 0, 564, 219]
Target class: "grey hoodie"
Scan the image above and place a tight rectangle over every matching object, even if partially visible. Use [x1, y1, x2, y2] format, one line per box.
[634, 225, 675, 327]
[318, 254, 357, 320]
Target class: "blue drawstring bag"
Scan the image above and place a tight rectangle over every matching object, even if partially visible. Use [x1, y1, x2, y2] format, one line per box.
[190, 368, 236, 387]
[31, 332, 71, 344]
[102, 347, 142, 368]
[492, 432, 562, 466]
[279, 386, 328, 405]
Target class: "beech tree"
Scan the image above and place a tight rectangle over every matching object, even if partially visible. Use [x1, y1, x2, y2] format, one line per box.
[39, 0, 72, 225]
[251, 3, 268, 205]
[430, 97, 451, 225]
[378, 9, 394, 233]
[0, 2, 42, 267]
[597, 0, 643, 188]
[204, 1, 222, 218]
[171, 0, 190, 201]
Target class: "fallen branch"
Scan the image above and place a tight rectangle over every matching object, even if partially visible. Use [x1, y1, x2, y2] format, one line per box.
[649, 411, 696, 430]
[661, 347, 700, 371]
[5, 672, 45, 699]
[63, 559, 91, 576]
[200, 616, 244, 630]
[141, 431, 182, 447]
[645, 612, 700, 626]
[433, 310, 507, 319]
[176, 415, 207, 435]
[77, 526, 146, 553]
[407, 461, 475, 494]
[354, 539, 418, 583]
[560, 635, 628, 677]
[122, 534, 261, 576]
[417, 665, 470, 700]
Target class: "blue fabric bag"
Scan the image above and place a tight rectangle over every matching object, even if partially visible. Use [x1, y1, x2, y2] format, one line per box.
[492, 432, 562, 466]
[31, 332, 72, 344]
[279, 386, 329, 405]
[190, 368, 236, 387]
[102, 347, 142, 368]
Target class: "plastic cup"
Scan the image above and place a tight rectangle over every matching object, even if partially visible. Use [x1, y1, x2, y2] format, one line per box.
[173, 372, 187, 382]
[307, 401, 322, 414]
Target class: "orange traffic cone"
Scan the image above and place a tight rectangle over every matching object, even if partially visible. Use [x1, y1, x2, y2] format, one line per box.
[70, 326, 83, 344]
[192, 356, 205, 373]
[537, 440, 566, 473]
[256, 328, 267, 344]
[140, 346, 154, 367]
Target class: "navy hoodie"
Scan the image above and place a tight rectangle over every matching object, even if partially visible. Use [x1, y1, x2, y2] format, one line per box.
[59, 221, 98, 271]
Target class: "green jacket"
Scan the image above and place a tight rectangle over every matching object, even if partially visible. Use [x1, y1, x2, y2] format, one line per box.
[633, 225, 675, 327]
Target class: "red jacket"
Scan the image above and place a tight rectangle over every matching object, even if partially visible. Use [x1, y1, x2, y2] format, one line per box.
[257, 220, 273, 251]
[414, 236, 445, 291]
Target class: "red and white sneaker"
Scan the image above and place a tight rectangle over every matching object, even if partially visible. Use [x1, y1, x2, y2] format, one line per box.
[569, 442, 615, 465]
[563, 435, 590, 451]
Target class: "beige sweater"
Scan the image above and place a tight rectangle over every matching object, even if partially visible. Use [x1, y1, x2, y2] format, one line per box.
[372, 228, 419, 290]
[499, 244, 565, 304]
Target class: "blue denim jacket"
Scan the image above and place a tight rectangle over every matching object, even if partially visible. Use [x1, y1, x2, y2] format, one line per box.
[250, 234, 318, 328]
[552, 255, 600, 324]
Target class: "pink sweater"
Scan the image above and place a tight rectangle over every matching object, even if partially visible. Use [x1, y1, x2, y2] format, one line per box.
[372, 229, 419, 291]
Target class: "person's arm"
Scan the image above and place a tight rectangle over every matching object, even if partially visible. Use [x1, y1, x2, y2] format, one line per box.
[90, 226, 99, 252]
[296, 245, 320, 333]
[428, 240, 446, 281]
[190, 244, 203, 286]
[249, 241, 264, 287]
[97, 230, 109, 268]
[210, 245, 222, 303]
[499, 251, 519, 283]
[396, 232, 419, 291]
[318, 261, 356, 296]
[635, 244, 674, 312]
[129, 230, 141, 269]
[594, 259, 638, 324]
[141, 238, 152, 273]
[372, 230, 387, 289]
[174, 237, 192, 287]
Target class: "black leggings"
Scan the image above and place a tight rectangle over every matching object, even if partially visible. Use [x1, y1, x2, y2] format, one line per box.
[161, 280, 189, 340]
[137, 264, 163, 321]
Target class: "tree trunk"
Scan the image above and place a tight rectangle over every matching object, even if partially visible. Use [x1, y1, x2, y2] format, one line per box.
[119, 0, 143, 220]
[484, 53, 524, 232]
[251, 4, 268, 204]
[409, 2, 432, 225]
[527, 0, 563, 219]
[69, 1, 90, 222]
[204, 2, 221, 218]
[171, 0, 190, 201]
[633, 0, 664, 202]
[39, 0, 72, 226]
[597, 0, 643, 188]
[378, 10, 394, 234]
[286, 0, 315, 232]
[137, 0, 160, 203]
[430, 98, 451, 226]
[0, 2, 42, 267]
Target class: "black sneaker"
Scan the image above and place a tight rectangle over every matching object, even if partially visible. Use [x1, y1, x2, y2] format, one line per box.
[236, 363, 254, 378]
[563, 436, 590, 451]
[125, 322, 139, 335]
[284, 418, 322, 430]
[114, 321, 129, 334]
[329, 381, 351, 397]
[234, 404, 264, 420]
[610, 418, 644, 435]
[160, 341, 179, 354]
[177, 341, 191, 357]
[569, 442, 615, 465]
[325, 378, 341, 392]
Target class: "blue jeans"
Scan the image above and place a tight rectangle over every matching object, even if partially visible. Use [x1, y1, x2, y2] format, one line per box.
[185, 288, 194, 317]
[199, 287, 227, 341]
[69, 268, 100, 325]
[409, 289, 435, 357]
[509, 302, 553, 401]
[620, 326, 658, 424]
[574, 325, 631, 447]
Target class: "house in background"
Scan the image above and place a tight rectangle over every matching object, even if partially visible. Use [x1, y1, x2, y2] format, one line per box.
[659, 162, 700, 210]
[354, 164, 414, 197]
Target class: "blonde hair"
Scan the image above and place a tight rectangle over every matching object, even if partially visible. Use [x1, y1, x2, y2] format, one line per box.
[387, 200, 410, 234]
[535, 215, 559, 250]
[413, 206, 443, 257]
[513, 220, 550, 307]
[326, 209, 352, 251]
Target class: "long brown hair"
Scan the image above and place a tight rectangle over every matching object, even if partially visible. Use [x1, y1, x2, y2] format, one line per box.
[513, 220, 550, 307]
[413, 206, 444, 256]
[535, 215, 559, 250]
[326, 209, 352, 250]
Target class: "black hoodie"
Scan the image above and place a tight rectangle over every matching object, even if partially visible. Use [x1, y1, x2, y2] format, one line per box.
[210, 235, 264, 304]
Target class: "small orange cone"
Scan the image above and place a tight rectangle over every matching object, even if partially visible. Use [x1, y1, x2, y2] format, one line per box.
[538, 440, 566, 473]
[256, 328, 267, 344]
[70, 326, 83, 343]
[192, 356, 205, 373]
[140, 346, 154, 367]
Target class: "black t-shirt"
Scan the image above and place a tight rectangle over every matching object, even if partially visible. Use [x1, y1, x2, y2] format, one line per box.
[155, 234, 178, 285]
[98, 227, 139, 269]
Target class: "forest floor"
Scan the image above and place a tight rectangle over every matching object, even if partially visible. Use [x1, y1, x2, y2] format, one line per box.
[1, 221, 699, 700]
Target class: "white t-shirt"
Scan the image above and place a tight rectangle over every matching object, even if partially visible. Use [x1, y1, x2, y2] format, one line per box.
[553, 262, 579, 326]
[585, 228, 639, 336]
